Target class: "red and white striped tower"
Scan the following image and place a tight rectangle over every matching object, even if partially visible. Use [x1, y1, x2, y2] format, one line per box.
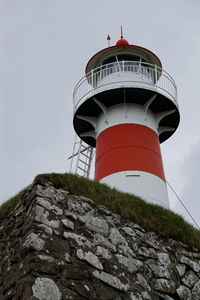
[73, 32, 180, 209]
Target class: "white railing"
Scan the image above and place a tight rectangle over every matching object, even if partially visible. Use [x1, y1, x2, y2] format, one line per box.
[73, 61, 178, 112]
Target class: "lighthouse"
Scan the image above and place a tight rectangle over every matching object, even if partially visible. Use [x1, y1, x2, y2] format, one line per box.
[72, 32, 180, 209]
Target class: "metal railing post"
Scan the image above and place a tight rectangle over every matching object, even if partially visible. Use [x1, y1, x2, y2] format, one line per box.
[91, 69, 94, 87]
[154, 65, 157, 83]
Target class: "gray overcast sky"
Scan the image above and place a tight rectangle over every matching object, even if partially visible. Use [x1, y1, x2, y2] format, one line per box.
[1, 0, 200, 228]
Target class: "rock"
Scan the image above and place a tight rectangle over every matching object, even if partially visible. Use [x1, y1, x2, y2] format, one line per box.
[151, 278, 176, 294]
[37, 223, 53, 235]
[121, 227, 136, 237]
[157, 293, 174, 300]
[35, 185, 56, 199]
[130, 291, 151, 300]
[96, 246, 112, 260]
[64, 252, 70, 262]
[23, 232, 45, 251]
[158, 253, 171, 266]
[32, 277, 61, 300]
[176, 285, 191, 300]
[83, 215, 109, 235]
[93, 270, 129, 291]
[136, 273, 151, 292]
[109, 228, 127, 246]
[129, 293, 143, 300]
[138, 247, 157, 258]
[192, 280, 200, 300]
[133, 224, 145, 232]
[94, 233, 116, 251]
[182, 270, 199, 288]
[76, 249, 103, 270]
[35, 205, 60, 229]
[141, 291, 152, 300]
[116, 254, 143, 273]
[78, 195, 94, 204]
[97, 205, 112, 215]
[180, 255, 200, 273]
[65, 211, 77, 220]
[38, 255, 55, 263]
[146, 259, 171, 279]
[36, 198, 63, 215]
[68, 197, 94, 214]
[144, 236, 160, 249]
[61, 218, 74, 230]
[176, 264, 186, 277]
[119, 243, 135, 257]
[63, 232, 92, 248]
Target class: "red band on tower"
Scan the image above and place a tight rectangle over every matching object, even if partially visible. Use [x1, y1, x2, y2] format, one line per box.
[95, 124, 165, 182]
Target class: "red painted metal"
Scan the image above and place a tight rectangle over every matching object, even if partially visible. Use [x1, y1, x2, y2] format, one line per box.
[116, 38, 129, 46]
[95, 124, 165, 182]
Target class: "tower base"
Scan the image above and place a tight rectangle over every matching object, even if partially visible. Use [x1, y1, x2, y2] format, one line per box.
[100, 170, 169, 209]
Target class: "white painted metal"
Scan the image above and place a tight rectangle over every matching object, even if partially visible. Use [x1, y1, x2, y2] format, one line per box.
[68, 135, 94, 178]
[73, 61, 178, 113]
[96, 103, 158, 137]
[100, 171, 169, 208]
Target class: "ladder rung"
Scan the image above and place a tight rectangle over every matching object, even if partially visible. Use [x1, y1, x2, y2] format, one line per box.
[78, 166, 89, 173]
[81, 145, 89, 150]
[81, 152, 91, 159]
[79, 159, 90, 166]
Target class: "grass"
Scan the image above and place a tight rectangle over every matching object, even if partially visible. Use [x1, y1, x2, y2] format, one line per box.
[1, 172, 200, 250]
[0, 187, 28, 224]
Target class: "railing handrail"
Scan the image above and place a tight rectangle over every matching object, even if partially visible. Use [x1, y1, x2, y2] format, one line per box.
[73, 60, 178, 111]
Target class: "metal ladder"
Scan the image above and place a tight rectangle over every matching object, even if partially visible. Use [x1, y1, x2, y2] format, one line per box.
[68, 135, 94, 178]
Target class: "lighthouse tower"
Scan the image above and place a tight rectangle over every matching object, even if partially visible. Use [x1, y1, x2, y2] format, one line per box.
[73, 32, 180, 208]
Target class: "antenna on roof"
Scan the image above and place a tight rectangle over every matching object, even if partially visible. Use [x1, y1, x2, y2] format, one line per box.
[107, 34, 111, 46]
[120, 25, 123, 39]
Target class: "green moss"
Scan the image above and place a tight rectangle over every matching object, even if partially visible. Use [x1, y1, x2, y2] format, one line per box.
[1, 172, 200, 250]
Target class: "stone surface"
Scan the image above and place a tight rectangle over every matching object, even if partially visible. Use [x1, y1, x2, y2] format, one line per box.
[180, 255, 200, 273]
[192, 280, 200, 300]
[23, 232, 45, 251]
[181, 270, 199, 288]
[35, 205, 60, 229]
[0, 178, 200, 300]
[76, 249, 103, 270]
[96, 246, 112, 260]
[116, 254, 143, 273]
[110, 228, 127, 245]
[151, 278, 176, 294]
[32, 277, 61, 300]
[176, 285, 191, 300]
[63, 232, 92, 248]
[93, 270, 129, 291]
[61, 218, 74, 230]
[146, 259, 171, 279]
[94, 233, 116, 251]
[82, 215, 109, 235]
[176, 264, 186, 277]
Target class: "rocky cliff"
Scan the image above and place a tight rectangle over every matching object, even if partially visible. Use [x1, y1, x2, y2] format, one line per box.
[0, 176, 200, 300]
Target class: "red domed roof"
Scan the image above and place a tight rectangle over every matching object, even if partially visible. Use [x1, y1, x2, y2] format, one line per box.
[116, 38, 129, 46]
